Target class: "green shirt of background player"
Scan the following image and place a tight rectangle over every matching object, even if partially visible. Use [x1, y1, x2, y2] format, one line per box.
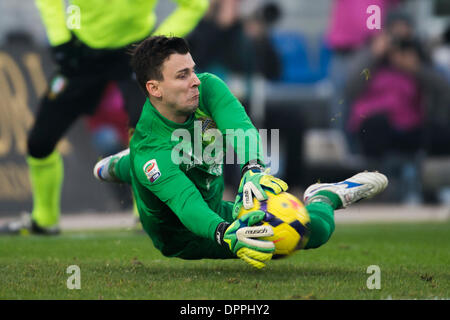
[36, 0, 209, 48]
[94, 36, 389, 269]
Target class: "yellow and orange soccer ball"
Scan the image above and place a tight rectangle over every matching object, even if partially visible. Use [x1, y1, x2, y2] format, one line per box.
[237, 191, 311, 257]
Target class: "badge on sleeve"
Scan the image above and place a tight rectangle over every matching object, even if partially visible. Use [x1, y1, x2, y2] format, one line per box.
[48, 75, 67, 100]
[143, 159, 161, 183]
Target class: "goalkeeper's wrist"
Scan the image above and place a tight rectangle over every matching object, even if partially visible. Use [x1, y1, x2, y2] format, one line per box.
[215, 222, 230, 247]
[241, 160, 264, 175]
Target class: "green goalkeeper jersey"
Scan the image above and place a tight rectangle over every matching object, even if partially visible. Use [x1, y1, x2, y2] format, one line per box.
[129, 73, 264, 256]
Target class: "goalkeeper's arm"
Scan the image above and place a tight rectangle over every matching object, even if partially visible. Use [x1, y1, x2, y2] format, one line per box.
[195, 74, 288, 215]
[133, 152, 275, 268]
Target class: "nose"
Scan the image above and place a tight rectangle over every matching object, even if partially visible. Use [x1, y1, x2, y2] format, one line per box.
[192, 73, 200, 87]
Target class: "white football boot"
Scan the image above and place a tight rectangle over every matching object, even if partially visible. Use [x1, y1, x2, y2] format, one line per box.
[304, 171, 388, 208]
[93, 148, 130, 182]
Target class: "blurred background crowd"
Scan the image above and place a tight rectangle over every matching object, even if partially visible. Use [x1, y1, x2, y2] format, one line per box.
[0, 0, 449, 216]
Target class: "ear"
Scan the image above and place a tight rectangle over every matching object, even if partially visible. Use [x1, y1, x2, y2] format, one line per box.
[146, 80, 162, 98]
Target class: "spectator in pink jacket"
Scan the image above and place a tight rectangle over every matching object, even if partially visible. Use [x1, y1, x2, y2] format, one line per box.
[326, 0, 403, 134]
[345, 11, 450, 158]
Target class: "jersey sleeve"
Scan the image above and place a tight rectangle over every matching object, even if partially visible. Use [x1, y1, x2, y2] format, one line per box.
[152, 0, 209, 38]
[35, 0, 72, 46]
[133, 148, 224, 241]
[200, 73, 266, 169]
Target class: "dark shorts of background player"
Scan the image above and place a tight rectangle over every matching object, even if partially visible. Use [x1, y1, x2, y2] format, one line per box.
[27, 45, 145, 159]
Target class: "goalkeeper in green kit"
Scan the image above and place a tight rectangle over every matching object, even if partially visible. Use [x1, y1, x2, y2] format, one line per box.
[94, 36, 388, 269]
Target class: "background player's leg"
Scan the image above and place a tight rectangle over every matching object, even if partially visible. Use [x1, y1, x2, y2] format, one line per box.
[27, 74, 106, 229]
[27, 97, 77, 228]
[26, 151, 63, 228]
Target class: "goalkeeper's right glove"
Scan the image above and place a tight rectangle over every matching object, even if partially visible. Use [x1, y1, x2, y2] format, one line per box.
[232, 163, 288, 220]
[215, 210, 275, 269]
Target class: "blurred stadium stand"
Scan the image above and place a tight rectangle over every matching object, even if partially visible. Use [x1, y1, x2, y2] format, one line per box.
[0, 0, 449, 217]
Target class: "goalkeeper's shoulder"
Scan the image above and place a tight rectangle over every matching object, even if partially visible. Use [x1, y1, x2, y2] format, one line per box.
[198, 72, 234, 97]
[197, 72, 223, 84]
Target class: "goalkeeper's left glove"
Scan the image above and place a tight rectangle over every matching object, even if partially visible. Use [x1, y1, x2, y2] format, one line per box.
[216, 210, 275, 269]
[232, 162, 288, 219]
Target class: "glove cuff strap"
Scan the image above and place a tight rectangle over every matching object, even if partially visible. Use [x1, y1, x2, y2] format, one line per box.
[241, 160, 264, 175]
[215, 222, 230, 247]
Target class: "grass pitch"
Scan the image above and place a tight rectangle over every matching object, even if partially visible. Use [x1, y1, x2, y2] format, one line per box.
[0, 221, 449, 300]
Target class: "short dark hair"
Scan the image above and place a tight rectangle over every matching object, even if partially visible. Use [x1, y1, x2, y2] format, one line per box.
[130, 36, 190, 95]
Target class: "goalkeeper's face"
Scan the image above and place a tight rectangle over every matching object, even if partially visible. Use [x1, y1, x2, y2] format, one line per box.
[156, 53, 201, 118]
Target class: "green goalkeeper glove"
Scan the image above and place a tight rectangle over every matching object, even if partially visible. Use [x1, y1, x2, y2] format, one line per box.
[215, 210, 275, 269]
[232, 162, 288, 219]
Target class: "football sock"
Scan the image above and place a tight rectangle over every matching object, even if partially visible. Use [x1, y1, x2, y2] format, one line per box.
[308, 190, 343, 210]
[27, 151, 63, 227]
[304, 193, 337, 249]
